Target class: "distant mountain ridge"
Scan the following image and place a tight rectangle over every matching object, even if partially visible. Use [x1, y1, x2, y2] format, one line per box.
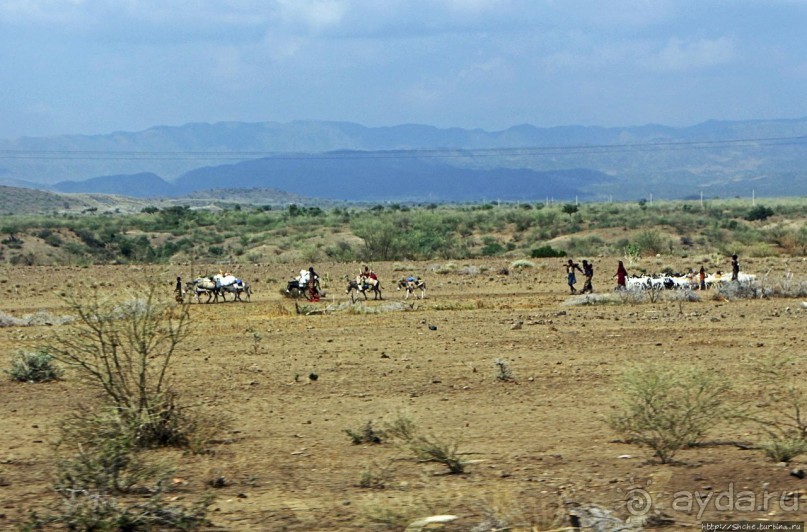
[2, 118, 806, 201]
[52, 172, 176, 197]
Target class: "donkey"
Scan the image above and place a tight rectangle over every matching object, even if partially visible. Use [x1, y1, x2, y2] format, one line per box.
[397, 277, 426, 300]
[346, 276, 382, 303]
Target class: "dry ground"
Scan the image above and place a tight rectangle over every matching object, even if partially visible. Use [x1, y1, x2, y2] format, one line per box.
[1, 257, 807, 530]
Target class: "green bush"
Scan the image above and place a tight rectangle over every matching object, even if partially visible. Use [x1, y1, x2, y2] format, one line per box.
[609, 364, 730, 463]
[530, 245, 566, 258]
[746, 205, 774, 221]
[7, 350, 62, 382]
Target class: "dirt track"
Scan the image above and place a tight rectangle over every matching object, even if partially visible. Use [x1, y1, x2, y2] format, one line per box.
[1, 258, 807, 530]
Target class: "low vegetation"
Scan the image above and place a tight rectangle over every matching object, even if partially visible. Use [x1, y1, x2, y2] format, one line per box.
[738, 353, 807, 462]
[7, 350, 63, 382]
[22, 285, 222, 529]
[608, 364, 731, 463]
[1, 198, 806, 265]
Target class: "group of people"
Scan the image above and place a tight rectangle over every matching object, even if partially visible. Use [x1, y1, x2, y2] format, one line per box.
[564, 259, 594, 294]
[563, 254, 741, 293]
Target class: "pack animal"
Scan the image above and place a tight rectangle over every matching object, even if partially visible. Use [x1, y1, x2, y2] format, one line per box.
[185, 277, 222, 303]
[397, 276, 426, 300]
[346, 275, 382, 303]
[218, 278, 252, 302]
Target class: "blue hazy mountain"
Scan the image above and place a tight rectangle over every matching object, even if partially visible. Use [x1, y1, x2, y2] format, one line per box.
[3, 118, 806, 201]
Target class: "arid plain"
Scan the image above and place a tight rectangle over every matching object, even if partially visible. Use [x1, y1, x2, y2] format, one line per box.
[1, 257, 806, 530]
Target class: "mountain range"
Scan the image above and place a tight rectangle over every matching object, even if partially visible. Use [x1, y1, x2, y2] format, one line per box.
[1, 118, 806, 202]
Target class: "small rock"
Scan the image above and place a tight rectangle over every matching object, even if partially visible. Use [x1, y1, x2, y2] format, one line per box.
[428, 324, 438, 331]
[510, 321, 523, 330]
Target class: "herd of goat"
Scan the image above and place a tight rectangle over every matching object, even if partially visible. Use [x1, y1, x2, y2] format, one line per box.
[623, 271, 756, 291]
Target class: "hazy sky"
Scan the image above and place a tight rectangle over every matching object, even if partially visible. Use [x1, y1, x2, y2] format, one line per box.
[1, 0, 806, 139]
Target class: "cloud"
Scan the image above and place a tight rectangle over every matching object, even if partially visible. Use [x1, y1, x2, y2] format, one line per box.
[645, 37, 737, 72]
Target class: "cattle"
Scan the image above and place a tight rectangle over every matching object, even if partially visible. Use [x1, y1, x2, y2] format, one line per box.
[397, 276, 426, 300]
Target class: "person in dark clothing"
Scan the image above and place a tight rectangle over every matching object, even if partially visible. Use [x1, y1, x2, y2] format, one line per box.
[307, 266, 320, 300]
[615, 261, 628, 290]
[174, 276, 183, 303]
[699, 265, 707, 290]
[581, 260, 594, 293]
[565, 259, 584, 294]
[731, 254, 740, 281]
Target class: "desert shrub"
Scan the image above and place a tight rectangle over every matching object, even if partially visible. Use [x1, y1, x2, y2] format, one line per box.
[712, 281, 768, 300]
[457, 264, 482, 275]
[738, 353, 807, 462]
[609, 364, 730, 463]
[382, 413, 418, 443]
[382, 413, 466, 474]
[746, 205, 774, 221]
[324, 240, 358, 261]
[345, 421, 383, 445]
[759, 438, 807, 463]
[357, 461, 394, 489]
[408, 435, 465, 474]
[480, 241, 505, 256]
[616, 287, 647, 305]
[634, 229, 670, 256]
[768, 272, 807, 298]
[7, 350, 63, 382]
[23, 405, 213, 531]
[431, 262, 458, 274]
[43, 285, 215, 450]
[563, 293, 619, 306]
[494, 358, 514, 382]
[510, 259, 535, 270]
[530, 245, 566, 258]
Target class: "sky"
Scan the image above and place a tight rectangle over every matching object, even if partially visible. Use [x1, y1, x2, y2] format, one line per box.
[1, 0, 806, 140]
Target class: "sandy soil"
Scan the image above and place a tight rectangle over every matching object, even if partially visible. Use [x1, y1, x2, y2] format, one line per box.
[1, 257, 806, 530]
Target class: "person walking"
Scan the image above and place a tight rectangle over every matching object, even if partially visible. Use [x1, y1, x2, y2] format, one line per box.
[699, 265, 707, 290]
[307, 266, 320, 301]
[565, 259, 584, 294]
[581, 260, 594, 293]
[174, 276, 183, 303]
[731, 254, 740, 281]
[615, 260, 628, 290]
